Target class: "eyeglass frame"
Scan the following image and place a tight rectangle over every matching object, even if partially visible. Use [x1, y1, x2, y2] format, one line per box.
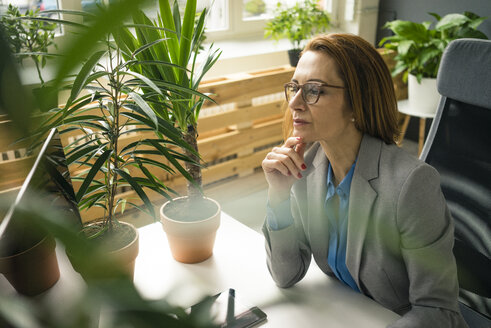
[284, 81, 346, 105]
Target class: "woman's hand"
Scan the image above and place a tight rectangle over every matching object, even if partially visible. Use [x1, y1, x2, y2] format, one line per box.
[262, 137, 307, 207]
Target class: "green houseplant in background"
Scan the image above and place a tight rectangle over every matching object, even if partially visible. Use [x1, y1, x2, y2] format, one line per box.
[379, 11, 488, 115]
[264, 0, 330, 66]
[116, 0, 222, 263]
[380, 11, 488, 82]
[0, 4, 59, 111]
[244, 0, 266, 18]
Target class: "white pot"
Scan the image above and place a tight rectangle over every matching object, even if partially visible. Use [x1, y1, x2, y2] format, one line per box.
[160, 196, 221, 264]
[408, 74, 439, 116]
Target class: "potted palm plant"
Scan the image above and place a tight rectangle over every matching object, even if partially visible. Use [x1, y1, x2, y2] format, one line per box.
[379, 11, 488, 115]
[264, 0, 330, 66]
[115, 0, 222, 263]
[37, 4, 197, 278]
[0, 4, 58, 112]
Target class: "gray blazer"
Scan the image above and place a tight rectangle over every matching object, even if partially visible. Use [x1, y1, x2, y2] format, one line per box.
[263, 134, 468, 328]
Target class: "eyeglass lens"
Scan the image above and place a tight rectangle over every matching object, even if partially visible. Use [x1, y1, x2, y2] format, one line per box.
[285, 83, 321, 104]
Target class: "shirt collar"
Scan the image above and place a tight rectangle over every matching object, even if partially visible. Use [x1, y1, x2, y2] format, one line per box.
[326, 160, 357, 198]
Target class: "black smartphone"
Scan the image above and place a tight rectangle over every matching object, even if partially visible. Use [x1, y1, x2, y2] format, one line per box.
[189, 288, 267, 328]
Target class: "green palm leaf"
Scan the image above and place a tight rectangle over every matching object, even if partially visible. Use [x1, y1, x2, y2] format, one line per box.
[68, 50, 107, 107]
[129, 92, 158, 129]
[114, 168, 155, 219]
[76, 149, 112, 202]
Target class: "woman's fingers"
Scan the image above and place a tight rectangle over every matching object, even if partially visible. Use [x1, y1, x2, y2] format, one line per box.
[264, 152, 299, 178]
[262, 137, 307, 179]
[283, 136, 303, 148]
[262, 159, 290, 177]
[279, 137, 307, 173]
[295, 141, 306, 160]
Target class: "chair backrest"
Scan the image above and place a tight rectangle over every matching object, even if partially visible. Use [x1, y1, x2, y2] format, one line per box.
[420, 39, 491, 325]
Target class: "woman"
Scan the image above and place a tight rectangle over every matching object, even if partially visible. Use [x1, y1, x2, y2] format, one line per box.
[261, 33, 467, 328]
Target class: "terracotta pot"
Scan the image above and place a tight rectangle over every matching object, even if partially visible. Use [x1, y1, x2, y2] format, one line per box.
[160, 196, 220, 264]
[0, 235, 60, 296]
[106, 221, 139, 278]
[68, 221, 139, 280]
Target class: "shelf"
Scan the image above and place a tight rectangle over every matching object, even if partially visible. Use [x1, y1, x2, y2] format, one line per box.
[397, 99, 437, 119]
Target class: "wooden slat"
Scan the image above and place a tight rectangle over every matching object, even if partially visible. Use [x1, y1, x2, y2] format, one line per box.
[0, 157, 35, 191]
[199, 66, 294, 107]
[198, 99, 284, 134]
[0, 120, 31, 151]
[198, 118, 283, 162]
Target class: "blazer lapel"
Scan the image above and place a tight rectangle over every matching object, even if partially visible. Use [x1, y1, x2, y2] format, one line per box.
[346, 134, 381, 291]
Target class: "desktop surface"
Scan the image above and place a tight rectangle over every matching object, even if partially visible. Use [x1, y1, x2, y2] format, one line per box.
[135, 212, 400, 327]
[0, 212, 400, 327]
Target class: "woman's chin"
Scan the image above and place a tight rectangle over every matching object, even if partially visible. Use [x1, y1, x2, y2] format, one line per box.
[293, 131, 311, 143]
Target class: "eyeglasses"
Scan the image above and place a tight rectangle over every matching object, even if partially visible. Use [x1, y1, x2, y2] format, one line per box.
[284, 81, 346, 105]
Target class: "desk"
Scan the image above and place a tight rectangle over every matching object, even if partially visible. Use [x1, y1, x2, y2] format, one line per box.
[0, 213, 400, 327]
[135, 212, 400, 327]
[398, 99, 436, 156]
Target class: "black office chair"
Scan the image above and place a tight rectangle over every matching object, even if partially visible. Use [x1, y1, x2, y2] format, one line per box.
[420, 39, 491, 327]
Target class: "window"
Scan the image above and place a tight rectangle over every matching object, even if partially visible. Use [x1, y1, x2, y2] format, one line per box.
[200, 0, 334, 42]
[0, 0, 60, 15]
[242, 0, 296, 21]
[0, 0, 62, 36]
[198, 0, 228, 31]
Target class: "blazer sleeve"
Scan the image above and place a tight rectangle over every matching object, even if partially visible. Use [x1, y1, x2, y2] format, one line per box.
[388, 164, 468, 328]
[262, 193, 312, 288]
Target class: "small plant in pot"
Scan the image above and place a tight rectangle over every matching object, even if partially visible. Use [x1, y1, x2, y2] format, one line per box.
[0, 31, 73, 296]
[264, 0, 330, 67]
[0, 4, 59, 112]
[39, 6, 197, 278]
[379, 11, 488, 114]
[0, 129, 79, 296]
[115, 0, 222, 263]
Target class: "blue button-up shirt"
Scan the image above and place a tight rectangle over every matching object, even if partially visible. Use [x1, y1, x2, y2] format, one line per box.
[325, 161, 359, 292]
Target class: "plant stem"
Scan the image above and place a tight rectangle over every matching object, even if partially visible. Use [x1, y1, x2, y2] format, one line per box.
[184, 124, 202, 201]
[26, 34, 44, 84]
[106, 41, 120, 232]
[33, 57, 44, 85]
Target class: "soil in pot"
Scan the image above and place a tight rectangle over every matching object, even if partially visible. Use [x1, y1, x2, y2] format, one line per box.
[162, 197, 219, 222]
[83, 222, 136, 252]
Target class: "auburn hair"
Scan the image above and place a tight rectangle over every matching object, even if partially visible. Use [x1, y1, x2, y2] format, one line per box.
[283, 33, 399, 144]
